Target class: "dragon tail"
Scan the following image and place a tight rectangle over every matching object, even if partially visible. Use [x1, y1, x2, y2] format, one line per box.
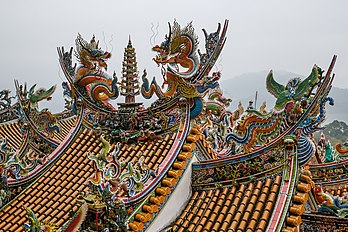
[60, 203, 88, 232]
[90, 75, 119, 102]
[189, 97, 203, 119]
[141, 74, 164, 99]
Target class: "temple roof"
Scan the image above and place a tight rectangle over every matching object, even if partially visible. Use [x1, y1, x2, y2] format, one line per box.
[0, 19, 345, 232]
[164, 130, 316, 232]
[172, 177, 282, 232]
[0, 128, 94, 231]
[0, 100, 193, 230]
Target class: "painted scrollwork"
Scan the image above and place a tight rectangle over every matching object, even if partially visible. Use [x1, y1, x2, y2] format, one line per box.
[87, 135, 156, 198]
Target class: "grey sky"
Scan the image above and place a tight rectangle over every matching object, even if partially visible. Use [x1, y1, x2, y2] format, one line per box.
[1, 0, 347, 112]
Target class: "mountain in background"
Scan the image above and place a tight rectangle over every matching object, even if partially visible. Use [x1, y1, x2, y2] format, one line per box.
[220, 70, 348, 124]
[313, 120, 348, 147]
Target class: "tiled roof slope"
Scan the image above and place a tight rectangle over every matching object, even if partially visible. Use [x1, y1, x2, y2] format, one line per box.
[172, 176, 282, 232]
[119, 132, 176, 171]
[0, 127, 178, 231]
[0, 121, 23, 151]
[195, 133, 217, 160]
[0, 115, 76, 153]
[52, 116, 77, 142]
[0, 128, 97, 231]
[169, 136, 315, 232]
[127, 126, 199, 232]
[172, 166, 310, 232]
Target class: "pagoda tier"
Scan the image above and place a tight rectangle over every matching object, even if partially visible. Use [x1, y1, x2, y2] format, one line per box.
[119, 36, 141, 105]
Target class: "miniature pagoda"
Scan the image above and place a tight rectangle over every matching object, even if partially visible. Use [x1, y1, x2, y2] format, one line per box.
[117, 36, 143, 112]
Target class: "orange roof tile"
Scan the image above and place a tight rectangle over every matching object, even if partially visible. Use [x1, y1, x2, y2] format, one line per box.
[0, 121, 23, 150]
[172, 177, 282, 231]
[0, 123, 183, 230]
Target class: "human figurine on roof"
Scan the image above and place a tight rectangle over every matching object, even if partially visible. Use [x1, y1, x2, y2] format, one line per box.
[247, 100, 254, 110]
[194, 71, 221, 88]
[149, 117, 161, 130]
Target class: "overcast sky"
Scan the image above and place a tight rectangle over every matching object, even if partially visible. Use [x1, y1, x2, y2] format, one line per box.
[1, 0, 347, 112]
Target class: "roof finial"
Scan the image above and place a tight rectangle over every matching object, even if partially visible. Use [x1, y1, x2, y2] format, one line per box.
[128, 35, 132, 48]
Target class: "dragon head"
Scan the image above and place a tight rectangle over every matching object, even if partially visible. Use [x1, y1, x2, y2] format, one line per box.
[28, 84, 56, 109]
[0, 89, 10, 97]
[152, 20, 199, 79]
[75, 34, 111, 72]
[152, 23, 171, 64]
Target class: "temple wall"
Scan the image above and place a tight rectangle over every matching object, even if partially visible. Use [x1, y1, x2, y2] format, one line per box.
[147, 155, 198, 232]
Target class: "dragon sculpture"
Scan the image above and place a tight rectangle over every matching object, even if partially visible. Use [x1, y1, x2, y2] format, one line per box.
[87, 135, 155, 198]
[18, 83, 61, 137]
[221, 64, 332, 155]
[314, 185, 348, 218]
[72, 34, 119, 109]
[0, 90, 15, 111]
[27, 84, 56, 110]
[141, 20, 228, 119]
[266, 65, 321, 111]
[23, 207, 57, 232]
[75, 34, 111, 79]
[225, 111, 283, 153]
[36, 110, 61, 138]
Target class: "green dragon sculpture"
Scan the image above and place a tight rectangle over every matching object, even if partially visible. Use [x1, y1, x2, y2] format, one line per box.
[27, 84, 56, 109]
[88, 134, 154, 197]
[266, 65, 321, 110]
[23, 207, 57, 232]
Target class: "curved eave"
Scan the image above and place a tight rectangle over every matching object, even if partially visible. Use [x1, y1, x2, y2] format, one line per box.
[127, 124, 201, 232]
[197, 56, 336, 166]
[6, 108, 83, 186]
[268, 153, 299, 232]
[309, 157, 348, 186]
